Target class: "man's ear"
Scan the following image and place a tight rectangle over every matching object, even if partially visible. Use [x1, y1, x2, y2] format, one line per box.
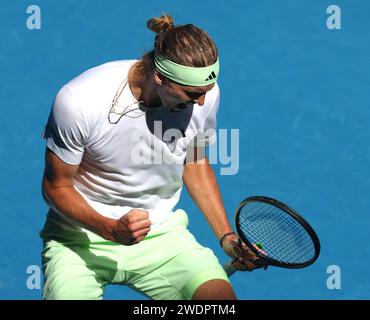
[154, 71, 165, 86]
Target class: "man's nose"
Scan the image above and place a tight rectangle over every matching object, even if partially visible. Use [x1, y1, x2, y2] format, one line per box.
[194, 95, 206, 106]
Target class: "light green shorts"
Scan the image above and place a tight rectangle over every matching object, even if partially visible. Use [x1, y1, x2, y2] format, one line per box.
[40, 209, 230, 300]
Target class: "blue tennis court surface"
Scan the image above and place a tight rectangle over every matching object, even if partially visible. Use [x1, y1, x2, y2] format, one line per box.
[1, 0, 369, 299]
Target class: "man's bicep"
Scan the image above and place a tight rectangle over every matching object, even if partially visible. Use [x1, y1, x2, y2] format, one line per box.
[43, 148, 80, 186]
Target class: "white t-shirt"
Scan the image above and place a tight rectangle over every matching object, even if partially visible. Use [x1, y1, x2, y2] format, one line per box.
[43, 60, 220, 228]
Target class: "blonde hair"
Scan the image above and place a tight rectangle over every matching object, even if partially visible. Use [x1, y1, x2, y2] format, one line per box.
[147, 14, 174, 34]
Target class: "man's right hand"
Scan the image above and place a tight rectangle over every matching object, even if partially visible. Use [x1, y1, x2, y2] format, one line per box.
[108, 209, 152, 245]
[43, 150, 152, 246]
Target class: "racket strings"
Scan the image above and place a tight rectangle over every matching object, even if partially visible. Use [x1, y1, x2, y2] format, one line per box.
[239, 202, 315, 264]
[243, 220, 313, 262]
[250, 208, 314, 260]
[278, 238, 314, 263]
[241, 219, 311, 262]
[240, 218, 313, 264]
[241, 204, 309, 249]
[240, 211, 313, 262]
[246, 203, 305, 236]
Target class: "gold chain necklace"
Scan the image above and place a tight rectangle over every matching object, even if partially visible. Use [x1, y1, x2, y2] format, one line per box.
[108, 67, 145, 124]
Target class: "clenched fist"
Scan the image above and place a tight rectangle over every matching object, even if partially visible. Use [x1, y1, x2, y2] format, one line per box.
[107, 209, 152, 245]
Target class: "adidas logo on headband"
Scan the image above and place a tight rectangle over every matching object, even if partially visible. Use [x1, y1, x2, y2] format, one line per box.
[205, 71, 217, 81]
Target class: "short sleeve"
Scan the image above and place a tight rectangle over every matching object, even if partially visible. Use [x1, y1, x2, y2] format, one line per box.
[193, 85, 220, 147]
[42, 86, 88, 165]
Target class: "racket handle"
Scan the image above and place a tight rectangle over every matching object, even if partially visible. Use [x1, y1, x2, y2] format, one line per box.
[223, 260, 237, 277]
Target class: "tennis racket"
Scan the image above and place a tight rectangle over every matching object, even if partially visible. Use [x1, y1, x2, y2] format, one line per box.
[224, 196, 320, 276]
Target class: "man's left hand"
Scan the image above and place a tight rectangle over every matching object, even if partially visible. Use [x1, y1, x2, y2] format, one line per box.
[221, 233, 268, 272]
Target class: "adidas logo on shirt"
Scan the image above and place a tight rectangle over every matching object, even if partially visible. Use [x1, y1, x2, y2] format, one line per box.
[205, 71, 217, 81]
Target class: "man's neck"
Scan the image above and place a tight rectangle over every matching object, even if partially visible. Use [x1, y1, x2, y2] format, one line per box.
[129, 63, 161, 108]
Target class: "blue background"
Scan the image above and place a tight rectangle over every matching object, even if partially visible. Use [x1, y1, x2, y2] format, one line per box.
[0, 0, 369, 299]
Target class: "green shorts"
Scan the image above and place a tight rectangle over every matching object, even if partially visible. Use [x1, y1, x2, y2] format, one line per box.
[40, 209, 230, 300]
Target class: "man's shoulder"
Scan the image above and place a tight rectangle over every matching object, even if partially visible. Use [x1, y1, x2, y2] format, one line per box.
[200, 82, 220, 112]
[210, 82, 220, 96]
[204, 82, 220, 105]
[51, 60, 136, 127]
[53, 60, 136, 116]
[64, 60, 136, 96]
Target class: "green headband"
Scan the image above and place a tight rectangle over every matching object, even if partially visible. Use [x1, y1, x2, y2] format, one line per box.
[154, 54, 219, 86]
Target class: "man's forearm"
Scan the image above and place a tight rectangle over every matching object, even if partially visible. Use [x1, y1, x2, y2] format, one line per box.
[42, 178, 115, 240]
[183, 157, 233, 240]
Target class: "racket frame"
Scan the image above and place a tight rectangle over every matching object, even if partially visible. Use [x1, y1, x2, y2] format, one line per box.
[234, 196, 321, 269]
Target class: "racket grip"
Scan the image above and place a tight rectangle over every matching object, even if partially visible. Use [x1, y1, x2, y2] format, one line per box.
[223, 260, 237, 277]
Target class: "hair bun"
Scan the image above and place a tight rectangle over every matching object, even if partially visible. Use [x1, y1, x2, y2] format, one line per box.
[147, 14, 174, 34]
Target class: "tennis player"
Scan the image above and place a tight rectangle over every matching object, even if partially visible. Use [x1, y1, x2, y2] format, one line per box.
[40, 14, 264, 300]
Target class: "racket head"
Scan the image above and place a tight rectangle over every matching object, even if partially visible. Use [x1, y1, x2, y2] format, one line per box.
[234, 196, 321, 269]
